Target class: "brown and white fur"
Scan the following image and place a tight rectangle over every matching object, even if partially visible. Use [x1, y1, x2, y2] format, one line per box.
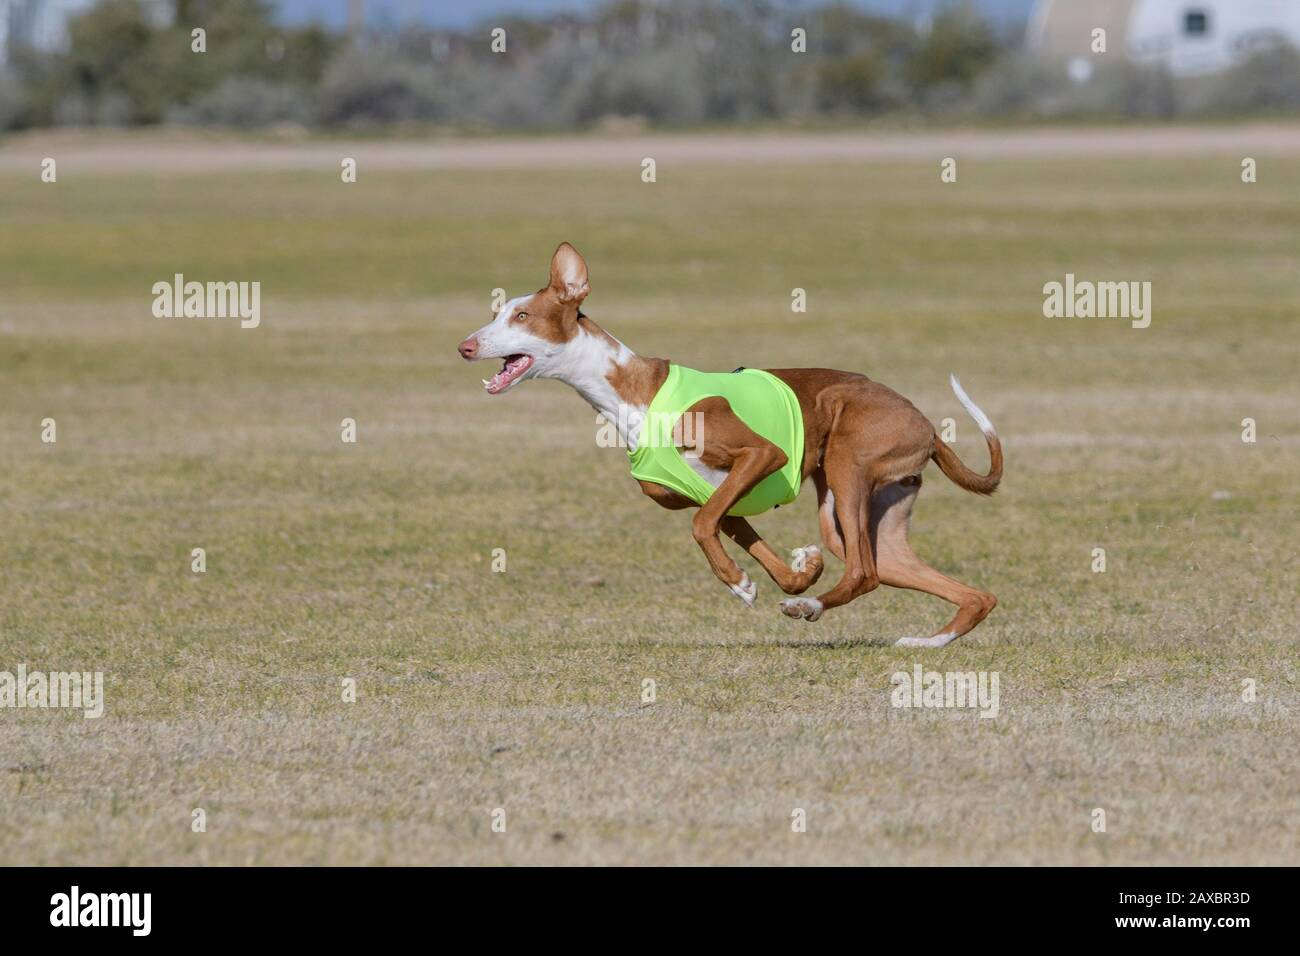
[458, 243, 1003, 647]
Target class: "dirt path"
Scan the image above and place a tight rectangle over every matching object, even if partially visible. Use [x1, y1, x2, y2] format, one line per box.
[3, 122, 1299, 173]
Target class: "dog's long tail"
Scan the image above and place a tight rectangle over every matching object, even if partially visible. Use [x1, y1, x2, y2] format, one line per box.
[931, 374, 1002, 496]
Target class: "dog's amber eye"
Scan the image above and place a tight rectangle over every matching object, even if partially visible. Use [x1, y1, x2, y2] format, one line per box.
[514, 311, 528, 322]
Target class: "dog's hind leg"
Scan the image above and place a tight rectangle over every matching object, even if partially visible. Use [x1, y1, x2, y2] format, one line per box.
[721, 516, 824, 595]
[812, 469, 845, 562]
[871, 478, 997, 647]
[782, 454, 878, 622]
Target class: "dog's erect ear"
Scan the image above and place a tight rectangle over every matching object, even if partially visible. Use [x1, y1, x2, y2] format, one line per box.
[548, 242, 590, 306]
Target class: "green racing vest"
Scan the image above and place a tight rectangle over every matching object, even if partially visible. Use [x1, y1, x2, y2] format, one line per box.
[627, 365, 805, 517]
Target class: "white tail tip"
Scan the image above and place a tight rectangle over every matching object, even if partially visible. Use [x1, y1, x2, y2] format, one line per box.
[949, 374, 996, 437]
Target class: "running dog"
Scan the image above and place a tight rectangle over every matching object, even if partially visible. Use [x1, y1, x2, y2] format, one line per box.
[458, 243, 1003, 647]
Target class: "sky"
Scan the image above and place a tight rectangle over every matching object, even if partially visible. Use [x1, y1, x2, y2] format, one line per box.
[274, 0, 1039, 32]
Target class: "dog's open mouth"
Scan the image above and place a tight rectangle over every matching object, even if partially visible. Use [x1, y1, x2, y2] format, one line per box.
[483, 353, 534, 394]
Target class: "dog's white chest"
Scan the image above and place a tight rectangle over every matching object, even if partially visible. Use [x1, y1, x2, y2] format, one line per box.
[686, 457, 730, 489]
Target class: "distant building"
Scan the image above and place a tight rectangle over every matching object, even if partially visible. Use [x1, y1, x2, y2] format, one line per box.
[1027, 0, 1300, 76]
[1, 0, 173, 67]
[1128, 0, 1300, 74]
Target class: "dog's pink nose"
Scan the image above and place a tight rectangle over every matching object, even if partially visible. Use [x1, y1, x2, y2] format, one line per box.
[458, 336, 479, 360]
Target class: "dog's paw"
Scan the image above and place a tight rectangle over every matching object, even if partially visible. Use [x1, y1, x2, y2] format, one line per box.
[728, 572, 757, 608]
[779, 596, 823, 622]
[895, 632, 958, 648]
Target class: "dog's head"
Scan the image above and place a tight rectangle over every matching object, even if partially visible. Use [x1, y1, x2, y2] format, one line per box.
[458, 242, 591, 395]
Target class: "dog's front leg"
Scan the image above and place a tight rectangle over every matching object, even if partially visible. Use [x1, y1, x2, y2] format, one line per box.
[691, 453, 782, 608]
[721, 516, 823, 595]
[686, 400, 788, 608]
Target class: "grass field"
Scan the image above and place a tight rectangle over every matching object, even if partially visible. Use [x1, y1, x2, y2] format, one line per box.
[1, 132, 1297, 865]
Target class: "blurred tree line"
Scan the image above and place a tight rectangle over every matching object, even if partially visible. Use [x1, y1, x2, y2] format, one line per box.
[1, 0, 1298, 131]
